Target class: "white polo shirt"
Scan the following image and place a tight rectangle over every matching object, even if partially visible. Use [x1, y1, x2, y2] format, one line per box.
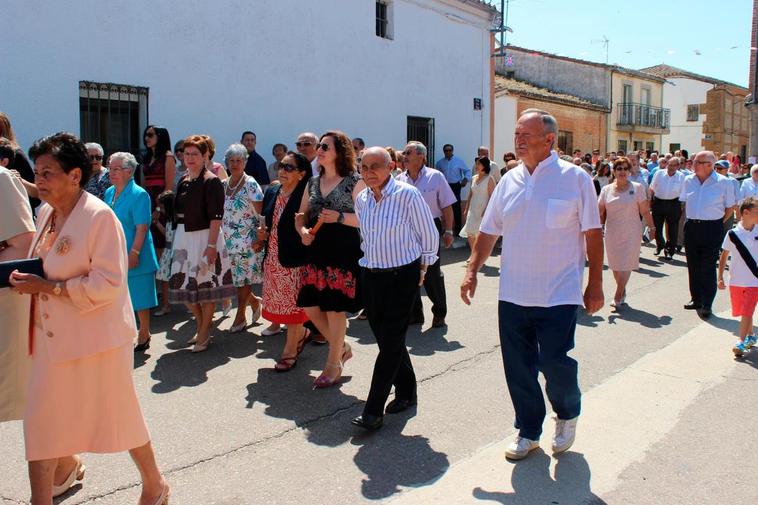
[650, 169, 685, 200]
[480, 151, 601, 307]
[679, 171, 736, 220]
[740, 177, 758, 202]
[722, 223, 758, 287]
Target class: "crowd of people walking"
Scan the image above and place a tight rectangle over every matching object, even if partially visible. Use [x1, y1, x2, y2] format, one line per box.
[1, 106, 756, 502]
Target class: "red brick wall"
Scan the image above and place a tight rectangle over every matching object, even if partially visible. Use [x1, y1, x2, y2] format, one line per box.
[517, 98, 607, 154]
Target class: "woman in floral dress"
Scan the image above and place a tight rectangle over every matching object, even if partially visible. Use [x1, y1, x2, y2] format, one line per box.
[259, 152, 312, 371]
[222, 144, 264, 333]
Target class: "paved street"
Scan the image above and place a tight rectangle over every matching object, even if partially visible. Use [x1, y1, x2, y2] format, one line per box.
[1, 244, 756, 505]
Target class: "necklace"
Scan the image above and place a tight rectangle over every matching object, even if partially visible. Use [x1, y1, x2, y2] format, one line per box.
[110, 188, 123, 208]
[226, 174, 246, 196]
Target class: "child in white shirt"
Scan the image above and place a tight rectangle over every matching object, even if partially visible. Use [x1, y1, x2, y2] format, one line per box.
[718, 196, 758, 356]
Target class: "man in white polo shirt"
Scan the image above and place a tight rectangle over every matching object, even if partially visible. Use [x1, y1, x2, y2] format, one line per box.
[461, 109, 604, 461]
[680, 151, 737, 319]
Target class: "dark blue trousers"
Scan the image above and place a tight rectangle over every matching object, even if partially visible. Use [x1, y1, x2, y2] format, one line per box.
[498, 301, 581, 440]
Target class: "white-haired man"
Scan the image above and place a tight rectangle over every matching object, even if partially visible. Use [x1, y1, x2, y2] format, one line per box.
[680, 151, 737, 318]
[462, 109, 604, 461]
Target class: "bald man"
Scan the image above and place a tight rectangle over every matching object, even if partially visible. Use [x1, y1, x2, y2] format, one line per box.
[351, 147, 438, 430]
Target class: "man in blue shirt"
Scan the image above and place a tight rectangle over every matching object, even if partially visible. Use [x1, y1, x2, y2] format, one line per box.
[434, 144, 470, 236]
[241, 131, 270, 188]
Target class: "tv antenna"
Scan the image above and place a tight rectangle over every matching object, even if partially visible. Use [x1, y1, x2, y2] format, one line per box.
[591, 35, 610, 64]
[491, 0, 513, 60]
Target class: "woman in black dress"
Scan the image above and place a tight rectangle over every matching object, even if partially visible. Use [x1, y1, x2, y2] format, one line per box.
[296, 130, 365, 389]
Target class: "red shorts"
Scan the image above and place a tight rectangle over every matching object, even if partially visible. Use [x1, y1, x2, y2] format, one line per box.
[729, 285, 758, 317]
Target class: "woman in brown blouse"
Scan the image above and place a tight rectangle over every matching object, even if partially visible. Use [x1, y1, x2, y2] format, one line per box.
[168, 135, 234, 352]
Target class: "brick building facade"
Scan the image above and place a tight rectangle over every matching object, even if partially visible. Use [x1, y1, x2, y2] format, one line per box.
[494, 76, 608, 156]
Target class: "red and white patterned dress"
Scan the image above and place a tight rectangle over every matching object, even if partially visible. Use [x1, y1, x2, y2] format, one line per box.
[261, 192, 308, 324]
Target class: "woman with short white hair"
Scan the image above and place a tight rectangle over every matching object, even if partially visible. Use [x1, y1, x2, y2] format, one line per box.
[222, 144, 264, 332]
[105, 152, 160, 350]
[84, 142, 111, 200]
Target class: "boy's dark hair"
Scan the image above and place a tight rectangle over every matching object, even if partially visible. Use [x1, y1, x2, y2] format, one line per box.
[739, 196, 757, 215]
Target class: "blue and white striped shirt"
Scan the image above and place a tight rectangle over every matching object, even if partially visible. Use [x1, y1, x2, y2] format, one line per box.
[355, 177, 439, 269]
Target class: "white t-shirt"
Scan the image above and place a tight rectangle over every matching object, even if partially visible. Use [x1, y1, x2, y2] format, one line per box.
[650, 170, 685, 200]
[722, 223, 758, 287]
[480, 151, 602, 307]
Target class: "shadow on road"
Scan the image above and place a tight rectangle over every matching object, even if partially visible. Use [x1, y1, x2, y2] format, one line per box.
[351, 412, 450, 500]
[607, 305, 673, 328]
[150, 330, 261, 393]
[245, 366, 363, 448]
[472, 451, 607, 504]
[736, 349, 758, 369]
[701, 313, 739, 334]
[407, 326, 464, 356]
[577, 311, 604, 328]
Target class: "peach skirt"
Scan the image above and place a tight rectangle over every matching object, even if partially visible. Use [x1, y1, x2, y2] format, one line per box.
[24, 330, 150, 461]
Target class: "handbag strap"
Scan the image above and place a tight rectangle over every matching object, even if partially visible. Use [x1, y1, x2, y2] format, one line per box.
[728, 230, 758, 279]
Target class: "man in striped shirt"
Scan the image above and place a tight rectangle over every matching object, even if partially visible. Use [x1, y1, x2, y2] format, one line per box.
[350, 147, 439, 431]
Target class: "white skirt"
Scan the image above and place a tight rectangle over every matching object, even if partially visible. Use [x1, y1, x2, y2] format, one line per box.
[168, 225, 235, 304]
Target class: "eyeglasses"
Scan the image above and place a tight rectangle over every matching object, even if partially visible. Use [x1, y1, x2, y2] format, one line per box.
[278, 163, 299, 172]
[89, 155, 103, 161]
[295, 141, 313, 148]
[613, 166, 630, 171]
[144, 132, 156, 138]
[317, 143, 330, 152]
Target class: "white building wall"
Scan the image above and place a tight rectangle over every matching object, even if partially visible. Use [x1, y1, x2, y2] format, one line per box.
[493, 94, 517, 160]
[661, 77, 712, 154]
[2, 0, 492, 165]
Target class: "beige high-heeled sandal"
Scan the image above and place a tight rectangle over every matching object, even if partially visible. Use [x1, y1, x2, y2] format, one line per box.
[52, 457, 86, 498]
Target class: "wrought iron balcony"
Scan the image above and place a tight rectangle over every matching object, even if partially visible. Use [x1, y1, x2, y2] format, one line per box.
[616, 103, 670, 129]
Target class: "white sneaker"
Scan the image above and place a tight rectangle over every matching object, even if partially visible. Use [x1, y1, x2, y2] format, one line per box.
[552, 415, 578, 454]
[504, 436, 539, 460]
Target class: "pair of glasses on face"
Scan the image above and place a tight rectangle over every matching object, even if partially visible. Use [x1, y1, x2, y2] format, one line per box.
[89, 155, 103, 161]
[317, 143, 330, 152]
[278, 163, 299, 172]
[295, 141, 313, 148]
[613, 166, 630, 172]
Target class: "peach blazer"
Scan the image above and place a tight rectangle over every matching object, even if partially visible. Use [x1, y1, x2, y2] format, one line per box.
[27, 192, 137, 363]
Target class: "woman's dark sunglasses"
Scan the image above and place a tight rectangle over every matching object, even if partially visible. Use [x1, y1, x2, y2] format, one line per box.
[317, 143, 330, 152]
[278, 163, 299, 172]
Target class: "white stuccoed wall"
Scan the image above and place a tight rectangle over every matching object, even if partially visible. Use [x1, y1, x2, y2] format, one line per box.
[493, 93, 517, 161]
[661, 77, 712, 154]
[2, 0, 493, 166]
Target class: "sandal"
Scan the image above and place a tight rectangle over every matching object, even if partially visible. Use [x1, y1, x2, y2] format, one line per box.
[342, 342, 353, 366]
[52, 457, 86, 498]
[313, 362, 343, 389]
[274, 329, 311, 372]
[191, 336, 211, 353]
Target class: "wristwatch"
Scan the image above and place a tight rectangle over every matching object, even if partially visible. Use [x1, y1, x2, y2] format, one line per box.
[337, 211, 345, 224]
[444, 229, 454, 236]
[52, 282, 62, 296]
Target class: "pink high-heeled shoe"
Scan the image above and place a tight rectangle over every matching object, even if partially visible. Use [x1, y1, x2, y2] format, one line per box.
[52, 457, 85, 498]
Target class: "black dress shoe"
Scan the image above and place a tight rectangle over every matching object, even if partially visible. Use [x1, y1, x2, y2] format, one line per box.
[351, 414, 383, 430]
[684, 301, 702, 310]
[655, 247, 663, 256]
[697, 307, 712, 318]
[385, 397, 417, 414]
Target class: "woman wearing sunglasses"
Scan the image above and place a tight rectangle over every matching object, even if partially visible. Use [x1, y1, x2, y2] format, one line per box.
[141, 126, 175, 255]
[258, 152, 312, 369]
[598, 156, 656, 309]
[296, 131, 366, 388]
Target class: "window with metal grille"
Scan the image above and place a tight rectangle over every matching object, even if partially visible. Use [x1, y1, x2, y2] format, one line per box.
[686, 104, 699, 122]
[376, 1, 392, 39]
[557, 130, 573, 154]
[79, 81, 149, 158]
[617, 139, 628, 153]
[407, 116, 435, 167]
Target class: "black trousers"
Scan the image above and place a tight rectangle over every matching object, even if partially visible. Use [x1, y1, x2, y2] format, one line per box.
[449, 182, 462, 236]
[362, 260, 420, 417]
[651, 197, 681, 254]
[684, 219, 723, 308]
[411, 219, 447, 320]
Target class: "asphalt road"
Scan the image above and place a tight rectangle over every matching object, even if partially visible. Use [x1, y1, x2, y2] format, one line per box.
[1, 243, 755, 505]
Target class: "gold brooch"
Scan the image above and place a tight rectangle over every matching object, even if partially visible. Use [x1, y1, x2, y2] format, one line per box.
[55, 236, 72, 256]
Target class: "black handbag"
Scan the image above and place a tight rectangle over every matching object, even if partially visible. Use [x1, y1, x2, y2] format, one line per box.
[0, 257, 45, 288]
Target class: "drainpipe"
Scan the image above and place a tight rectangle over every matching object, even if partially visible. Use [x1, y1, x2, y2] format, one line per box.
[607, 69, 613, 153]
[659, 80, 664, 152]
[489, 31, 495, 152]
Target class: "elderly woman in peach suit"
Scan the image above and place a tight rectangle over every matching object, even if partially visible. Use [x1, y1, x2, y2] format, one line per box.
[9, 133, 169, 505]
